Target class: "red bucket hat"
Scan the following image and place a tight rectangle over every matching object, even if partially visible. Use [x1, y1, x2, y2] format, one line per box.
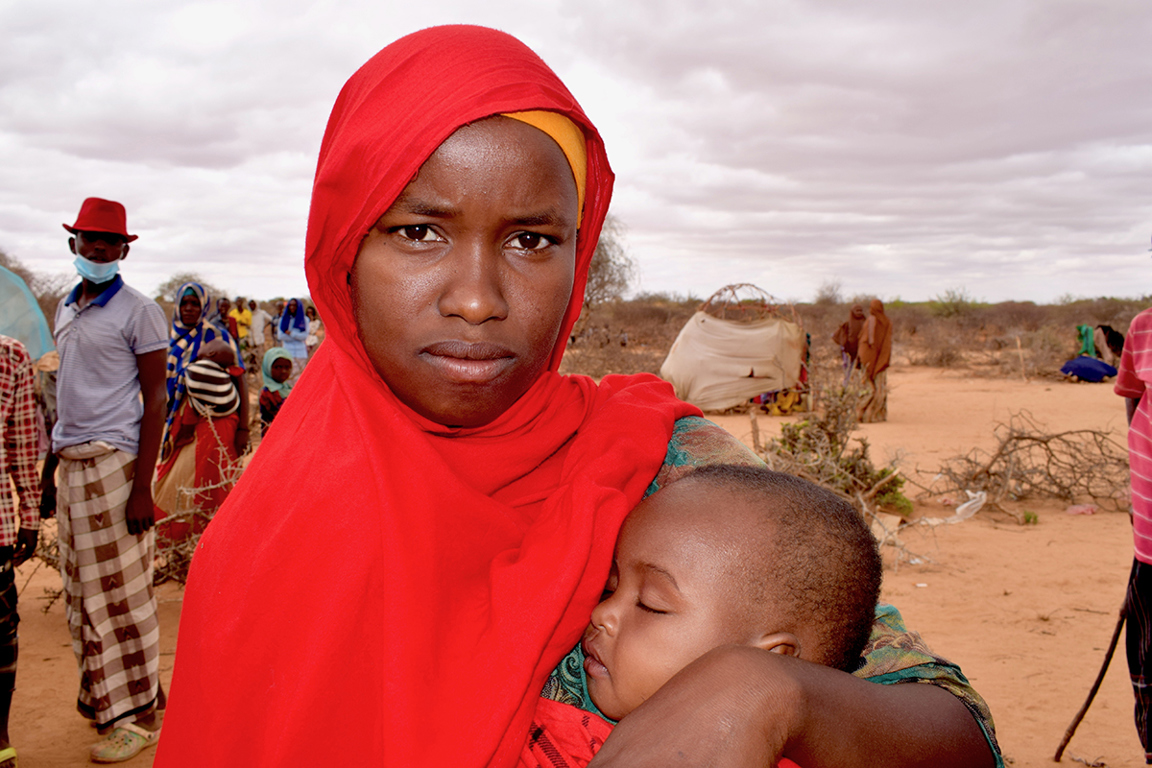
[62, 197, 138, 242]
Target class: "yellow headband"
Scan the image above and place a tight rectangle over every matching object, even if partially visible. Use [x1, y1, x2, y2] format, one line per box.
[501, 111, 587, 221]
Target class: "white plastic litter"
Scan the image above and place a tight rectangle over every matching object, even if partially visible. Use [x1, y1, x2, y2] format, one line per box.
[918, 490, 986, 527]
[954, 490, 987, 519]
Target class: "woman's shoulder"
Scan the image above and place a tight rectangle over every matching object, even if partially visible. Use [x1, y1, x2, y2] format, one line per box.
[647, 416, 764, 496]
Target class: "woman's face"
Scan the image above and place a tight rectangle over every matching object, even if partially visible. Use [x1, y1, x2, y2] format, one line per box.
[270, 357, 293, 384]
[351, 116, 579, 428]
[180, 293, 202, 327]
[306, 306, 316, 320]
[288, 299, 299, 314]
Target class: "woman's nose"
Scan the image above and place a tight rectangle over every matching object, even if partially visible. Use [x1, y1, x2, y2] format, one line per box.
[437, 244, 509, 325]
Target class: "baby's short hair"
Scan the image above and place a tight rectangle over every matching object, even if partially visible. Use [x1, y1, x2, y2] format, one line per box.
[676, 464, 882, 671]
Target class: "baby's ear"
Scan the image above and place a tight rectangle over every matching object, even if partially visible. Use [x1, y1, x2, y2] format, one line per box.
[751, 631, 801, 658]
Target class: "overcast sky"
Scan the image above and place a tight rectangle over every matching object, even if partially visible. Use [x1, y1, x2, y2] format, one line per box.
[2, 0, 1150, 305]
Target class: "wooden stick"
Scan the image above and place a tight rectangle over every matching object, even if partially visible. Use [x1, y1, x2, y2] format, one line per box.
[863, 469, 902, 502]
[1053, 607, 1126, 761]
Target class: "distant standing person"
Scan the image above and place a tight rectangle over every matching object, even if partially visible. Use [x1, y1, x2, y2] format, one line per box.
[214, 297, 239, 340]
[1115, 306, 1152, 763]
[832, 303, 867, 386]
[856, 299, 892, 423]
[164, 282, 243, 410]
[305, 305, 323, 360]
[46, 198, 168, 762]
[247, 299, 273, 358]
[0, 334, 42, 768]
[228, 297, 251, 351]
[276, 298, 309, 379]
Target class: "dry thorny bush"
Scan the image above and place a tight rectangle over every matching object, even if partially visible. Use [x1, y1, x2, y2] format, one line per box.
[752, 361, 1130, 566]
[919, 411, 1130, 517]
[755, 377, 911, 518]
[751, 364, 937, 567]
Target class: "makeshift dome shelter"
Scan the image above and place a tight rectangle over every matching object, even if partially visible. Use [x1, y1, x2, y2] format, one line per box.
[0, 265, 54, 361]
[659, 284, 806, 411]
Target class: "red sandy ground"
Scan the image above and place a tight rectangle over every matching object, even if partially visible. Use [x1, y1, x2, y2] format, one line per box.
[7, 365, 1142, 766]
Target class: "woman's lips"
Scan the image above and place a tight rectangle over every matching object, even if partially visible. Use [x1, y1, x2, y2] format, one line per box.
[421, 341, 514, 383]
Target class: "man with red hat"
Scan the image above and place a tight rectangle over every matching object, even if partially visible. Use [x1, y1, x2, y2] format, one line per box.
[43, 198, 168, 763]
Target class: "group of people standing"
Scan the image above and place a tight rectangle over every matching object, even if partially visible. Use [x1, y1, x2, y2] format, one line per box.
[833, 299, 894, 422]
[152, 283, 325, 537]
[0, 196, 326, 764]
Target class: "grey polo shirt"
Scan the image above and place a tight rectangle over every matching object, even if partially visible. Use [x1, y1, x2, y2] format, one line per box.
[51, 276, 168, 454]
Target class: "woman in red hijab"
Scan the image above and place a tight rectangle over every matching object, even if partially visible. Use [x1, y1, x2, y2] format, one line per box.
[155, 26, 999, 768]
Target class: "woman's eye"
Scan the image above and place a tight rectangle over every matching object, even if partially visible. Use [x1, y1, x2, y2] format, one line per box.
[510, 232, 552, 251]
[396, 225, 437, 242]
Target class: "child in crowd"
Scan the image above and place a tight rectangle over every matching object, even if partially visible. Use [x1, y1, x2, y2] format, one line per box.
[523, 464, 882, 767]
[259, 347, 293, 435]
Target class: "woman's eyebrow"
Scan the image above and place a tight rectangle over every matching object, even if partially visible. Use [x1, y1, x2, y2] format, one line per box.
[394, 199, 456, 218]
[509, 211, 572, 228]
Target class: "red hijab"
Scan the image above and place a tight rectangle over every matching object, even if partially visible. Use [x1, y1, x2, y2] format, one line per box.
[156, 25, 697, 767]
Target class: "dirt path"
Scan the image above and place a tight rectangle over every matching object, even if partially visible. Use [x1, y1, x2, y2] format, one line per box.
[8, 365, 1140, 766]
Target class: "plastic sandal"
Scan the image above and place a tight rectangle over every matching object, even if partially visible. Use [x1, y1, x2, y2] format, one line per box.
[89, 721, 159, 764]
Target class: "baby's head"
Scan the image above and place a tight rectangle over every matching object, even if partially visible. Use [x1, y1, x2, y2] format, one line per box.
[582, 464, 881, 721]
[196, 339, 236, 369]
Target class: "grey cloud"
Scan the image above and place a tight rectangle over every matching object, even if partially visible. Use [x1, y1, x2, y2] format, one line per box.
[3, 0, 1152, 305]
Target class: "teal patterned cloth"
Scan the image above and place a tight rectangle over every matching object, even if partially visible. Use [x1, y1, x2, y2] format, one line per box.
[542, 415, 1003, 766]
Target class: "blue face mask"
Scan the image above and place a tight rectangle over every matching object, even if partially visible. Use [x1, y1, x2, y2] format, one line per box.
[73, 255, 121, 283]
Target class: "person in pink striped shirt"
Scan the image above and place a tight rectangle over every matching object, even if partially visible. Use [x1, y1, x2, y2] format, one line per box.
[1115, 307, 1152, 763]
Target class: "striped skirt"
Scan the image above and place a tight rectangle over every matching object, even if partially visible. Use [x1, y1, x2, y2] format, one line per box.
[57, 443, 159, 726]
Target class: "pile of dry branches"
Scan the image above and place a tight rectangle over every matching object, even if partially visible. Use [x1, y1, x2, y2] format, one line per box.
[926, 411, 1129, 512]
[755, 382, 911, 518]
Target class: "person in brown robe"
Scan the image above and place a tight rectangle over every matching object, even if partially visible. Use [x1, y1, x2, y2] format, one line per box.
[832, 304, 867, 385]
[856, 299, 893, 423]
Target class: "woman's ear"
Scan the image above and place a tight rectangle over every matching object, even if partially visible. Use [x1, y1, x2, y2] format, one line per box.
[751, 631, 801, 658]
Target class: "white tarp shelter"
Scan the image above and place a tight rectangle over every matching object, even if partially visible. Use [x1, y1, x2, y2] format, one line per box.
[659, 311, 805, 411]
